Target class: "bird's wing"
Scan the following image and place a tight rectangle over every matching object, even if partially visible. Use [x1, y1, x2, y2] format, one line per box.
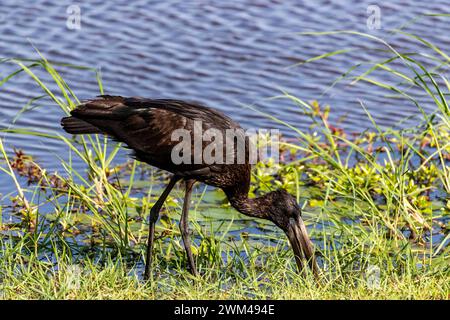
[62, 95, 243, 172]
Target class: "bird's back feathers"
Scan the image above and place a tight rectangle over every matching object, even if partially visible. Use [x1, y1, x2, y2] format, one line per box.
[60, 95, 249, 186]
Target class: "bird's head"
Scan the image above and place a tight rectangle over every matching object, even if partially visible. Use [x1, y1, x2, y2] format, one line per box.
[266, 189, 318, 275]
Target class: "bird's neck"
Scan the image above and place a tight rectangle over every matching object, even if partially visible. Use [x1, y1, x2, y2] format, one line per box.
[223, 187, 271, 220]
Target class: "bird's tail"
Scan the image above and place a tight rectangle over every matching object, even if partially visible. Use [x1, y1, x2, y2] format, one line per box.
[61, 116, 103, 134]
[70, 95, 130, 119]
[61, 95, 128, 135]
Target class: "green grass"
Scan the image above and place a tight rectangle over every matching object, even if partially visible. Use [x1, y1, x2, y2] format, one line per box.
[0, 239, 448, 300]
[0, 21, 449, 299]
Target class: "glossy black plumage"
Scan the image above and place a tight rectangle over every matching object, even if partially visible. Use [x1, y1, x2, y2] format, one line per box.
[61, 95, 319, 279]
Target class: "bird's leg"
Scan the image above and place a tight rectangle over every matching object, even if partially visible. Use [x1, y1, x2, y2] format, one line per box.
[180, 179, 198, 277]
[144, 175, 180, 280]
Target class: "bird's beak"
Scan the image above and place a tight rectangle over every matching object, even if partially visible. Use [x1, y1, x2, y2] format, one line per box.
[286, 216, 319, 278]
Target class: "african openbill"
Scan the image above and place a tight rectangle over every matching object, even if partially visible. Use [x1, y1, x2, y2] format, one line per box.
[61, 95, 319, 279]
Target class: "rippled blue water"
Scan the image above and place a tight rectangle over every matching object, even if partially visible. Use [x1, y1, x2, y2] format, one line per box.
[0, 0, 449, 192]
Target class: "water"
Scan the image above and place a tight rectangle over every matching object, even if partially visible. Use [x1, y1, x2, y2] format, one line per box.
[1, 0, 449, 193]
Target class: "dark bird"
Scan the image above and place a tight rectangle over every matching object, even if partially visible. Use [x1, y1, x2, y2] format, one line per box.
[61, 95, 319, 279]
